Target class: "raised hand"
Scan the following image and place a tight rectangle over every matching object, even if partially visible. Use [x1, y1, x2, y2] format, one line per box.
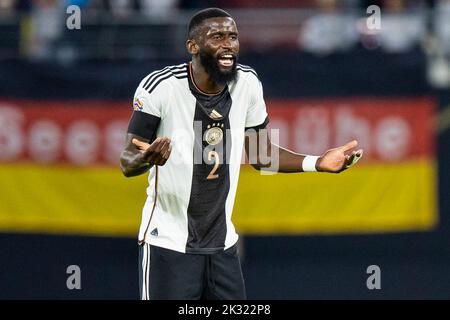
[316, 140, 363, 173]
[132, 137, 172, 166]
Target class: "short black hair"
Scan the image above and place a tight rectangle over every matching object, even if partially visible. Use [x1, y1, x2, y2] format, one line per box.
[188, 8, 232, 39]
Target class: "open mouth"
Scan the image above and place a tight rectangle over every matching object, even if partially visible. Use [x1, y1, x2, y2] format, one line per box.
[218, 53, 235, 67]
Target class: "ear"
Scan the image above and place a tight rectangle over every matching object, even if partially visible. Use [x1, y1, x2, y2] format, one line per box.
[186, 39, 199, 55]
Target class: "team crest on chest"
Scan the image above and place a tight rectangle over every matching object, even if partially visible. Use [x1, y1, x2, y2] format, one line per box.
[205, 123, 224, 145]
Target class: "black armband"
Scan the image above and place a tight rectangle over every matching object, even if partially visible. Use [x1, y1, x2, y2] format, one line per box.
[245, 116, 269, 132]
[127, 111, 161, 141]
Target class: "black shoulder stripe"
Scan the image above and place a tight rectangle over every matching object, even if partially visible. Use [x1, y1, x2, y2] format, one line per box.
[237, 66, 258, 78]
[237, 64, 257, 71]
[144, 66, 187, 91]
[172, 69, 187, 75]
[143, 65, 187, 90]
[143, 66, 170, 89]
[237, 63, 253, 69]
[142, 67, 169, 88]
[147, 72, 188, 94]
[146, 63, 186, 80]
[237, 65, 257, 72]
[143, 64, 187, 90]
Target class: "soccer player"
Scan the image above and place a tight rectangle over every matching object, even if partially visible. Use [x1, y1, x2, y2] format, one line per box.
[120, 8, 363, 300]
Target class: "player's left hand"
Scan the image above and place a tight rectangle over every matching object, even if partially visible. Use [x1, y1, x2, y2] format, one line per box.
[316, 140, 363, 173]
[132, 137, 172, 166]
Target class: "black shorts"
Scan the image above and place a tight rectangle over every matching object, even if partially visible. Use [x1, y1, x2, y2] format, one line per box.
[138, 243, 246, 300]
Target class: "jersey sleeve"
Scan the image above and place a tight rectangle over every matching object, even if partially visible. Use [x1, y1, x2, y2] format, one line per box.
[245, 73, 269, 130]
[127, 76, 165, 141]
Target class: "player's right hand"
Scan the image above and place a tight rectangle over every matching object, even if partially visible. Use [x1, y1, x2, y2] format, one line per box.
[132, 137, 172, 166]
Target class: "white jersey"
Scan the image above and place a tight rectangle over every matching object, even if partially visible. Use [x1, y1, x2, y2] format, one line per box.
[129, 62, 268, 254]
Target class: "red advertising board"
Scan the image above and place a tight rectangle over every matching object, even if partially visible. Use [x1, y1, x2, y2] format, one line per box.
[267, 97, 435, 162]
[0, 100, 130, 165]
[0, 97, 435, 165]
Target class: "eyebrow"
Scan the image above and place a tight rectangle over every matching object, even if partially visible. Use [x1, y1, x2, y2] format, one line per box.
[208, 30, 239, 36]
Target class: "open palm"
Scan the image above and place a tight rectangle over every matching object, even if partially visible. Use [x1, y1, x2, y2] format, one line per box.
[316, 140, 363, 173]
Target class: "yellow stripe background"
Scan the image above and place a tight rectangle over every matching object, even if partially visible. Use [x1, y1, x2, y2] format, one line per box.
[234, 160, 437, 234]
[0, 161, 438, 236]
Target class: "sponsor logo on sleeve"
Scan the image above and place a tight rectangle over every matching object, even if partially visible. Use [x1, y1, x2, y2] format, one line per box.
[133, 98, 144, 111]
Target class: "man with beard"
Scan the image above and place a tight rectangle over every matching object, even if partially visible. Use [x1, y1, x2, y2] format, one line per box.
[120, 8, 363, 300]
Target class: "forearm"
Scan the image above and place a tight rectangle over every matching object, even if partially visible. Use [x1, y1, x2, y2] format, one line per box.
[250, 143, 312, 173]
[262, 141, 362, 174]
[247, 130, 361, 173]
[120, 149, 152, 177]
[277, 145, 309, 173]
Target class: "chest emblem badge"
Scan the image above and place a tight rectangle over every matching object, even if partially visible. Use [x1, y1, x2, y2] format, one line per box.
[205, 123, 224, 145]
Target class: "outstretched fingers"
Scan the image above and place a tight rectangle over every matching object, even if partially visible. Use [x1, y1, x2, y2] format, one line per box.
[344, 149, 364, 169]
[339, 140, 358, 152]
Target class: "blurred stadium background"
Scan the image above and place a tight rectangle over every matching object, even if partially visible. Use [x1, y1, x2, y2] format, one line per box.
[0, 0, 450, 299]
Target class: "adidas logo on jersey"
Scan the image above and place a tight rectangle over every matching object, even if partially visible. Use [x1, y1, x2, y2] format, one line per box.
[209, 109, 222, 120]
[150, 228, 158, 236]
